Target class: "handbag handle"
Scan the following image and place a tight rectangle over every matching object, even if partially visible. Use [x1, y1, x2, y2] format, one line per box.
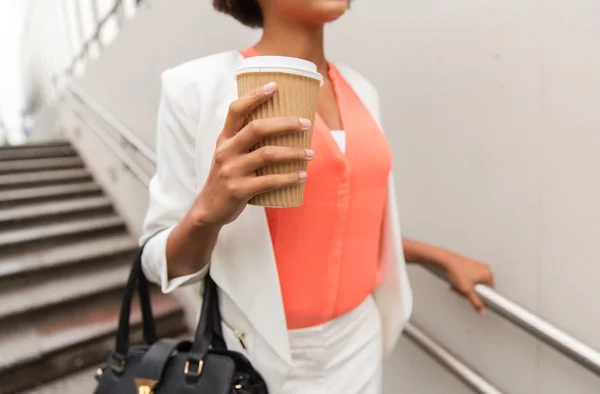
[112, 244, 227, 379]
[183, 275, 227, 380]
[112, 246, 158, 371]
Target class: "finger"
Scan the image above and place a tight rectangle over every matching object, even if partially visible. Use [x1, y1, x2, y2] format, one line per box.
[487, 272, 495, 288]
[245, 171, 307, 197]
[233, 117, 311, 151]
[241, 146, 313, 172]
[466, 291, 487, 317]
[221, 82, 278, 138]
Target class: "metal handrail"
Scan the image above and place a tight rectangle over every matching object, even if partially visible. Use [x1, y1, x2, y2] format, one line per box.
[61, 93, 151, 187]
[66, 84, 156, 166]
[423, 265, 600, 376]
[477, 284, 600, 375]
[65, 0, 124, 75]
[405, 323, 504, 394]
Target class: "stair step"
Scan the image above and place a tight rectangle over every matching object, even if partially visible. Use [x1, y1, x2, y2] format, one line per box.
[0, 233, 136, 281]
[0, 262, 130, 322]
[0, 157, 84, 175]
[0, 293, 185, 393]
[0, 145, 76, 161]
[0, 196, 112, 226]
[0, 182, 102, 206]
[0, 140, 70, 151]
[0, 215, 125, 250]
[23, 366, 98, 394]
[0, 169, 92, 189]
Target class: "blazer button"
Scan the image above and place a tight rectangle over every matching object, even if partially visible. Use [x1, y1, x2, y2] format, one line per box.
[234, 329, 248, 349]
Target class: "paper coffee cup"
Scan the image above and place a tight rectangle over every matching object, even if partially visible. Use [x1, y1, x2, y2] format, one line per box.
[235, 56, 323, 207]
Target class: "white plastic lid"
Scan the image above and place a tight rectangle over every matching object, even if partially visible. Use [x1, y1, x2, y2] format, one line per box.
[235, 56, 324, 86]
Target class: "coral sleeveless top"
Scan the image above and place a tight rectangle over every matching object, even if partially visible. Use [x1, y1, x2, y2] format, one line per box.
[242, 48, 392, 329]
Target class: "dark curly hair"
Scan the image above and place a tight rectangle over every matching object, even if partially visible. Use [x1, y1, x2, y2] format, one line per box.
[213, 0, 264, 28]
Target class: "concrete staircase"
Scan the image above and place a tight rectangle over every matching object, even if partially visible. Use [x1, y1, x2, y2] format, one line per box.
[0, 141, 187, 393]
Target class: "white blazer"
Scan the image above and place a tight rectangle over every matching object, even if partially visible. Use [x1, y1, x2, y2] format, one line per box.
[140, 50, 413, 393]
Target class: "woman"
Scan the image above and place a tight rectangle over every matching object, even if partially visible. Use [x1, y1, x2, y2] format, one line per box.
[140, 1, 494, 393]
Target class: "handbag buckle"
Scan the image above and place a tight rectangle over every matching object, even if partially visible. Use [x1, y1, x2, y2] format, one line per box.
[184, 359, 204, 377]
[109, 353, 126, 374]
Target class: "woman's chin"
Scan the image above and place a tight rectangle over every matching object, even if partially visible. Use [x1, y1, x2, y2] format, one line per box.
[316, 3, 348, 22]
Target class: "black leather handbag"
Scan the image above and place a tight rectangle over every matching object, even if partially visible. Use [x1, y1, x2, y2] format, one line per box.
[94, 247, 268, 394]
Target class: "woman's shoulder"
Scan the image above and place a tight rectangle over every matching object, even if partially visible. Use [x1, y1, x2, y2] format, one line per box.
[160, 50, 241, 103]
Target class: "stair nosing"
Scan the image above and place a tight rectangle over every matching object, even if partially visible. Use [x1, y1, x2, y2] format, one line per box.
[0, 140, 70, 151]
[0, 169, 92, 187]
[0, 157, 84, 174]
[0, 147, 77, 162]
[0, 216, 125, 248]
[0, 299, 182, 373]
[0, 234, 137, 280]
[0, 182, 102, 204]
[0, 196, 112, 224]
[0, 264, 131, 321]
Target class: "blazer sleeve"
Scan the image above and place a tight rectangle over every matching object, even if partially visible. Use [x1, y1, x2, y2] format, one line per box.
[139, 70, 208, 293]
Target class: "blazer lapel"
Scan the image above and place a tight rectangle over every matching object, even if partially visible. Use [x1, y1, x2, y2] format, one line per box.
[373, 176, 413, 355]
[210, 205, 291, 363]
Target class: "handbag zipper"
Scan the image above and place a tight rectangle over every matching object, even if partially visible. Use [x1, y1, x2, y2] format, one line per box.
[138, 387, 152, 394]
[135, 378, 158, 394]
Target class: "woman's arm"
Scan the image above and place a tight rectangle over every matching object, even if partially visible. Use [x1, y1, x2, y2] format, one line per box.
[142, 74, 312, 290]
[164, 216, 222, 279]
[140, 70, 208, 292]
[402, 237, 494, 316]
[351, 73, 495, 315]
[164, 83, 313, 279]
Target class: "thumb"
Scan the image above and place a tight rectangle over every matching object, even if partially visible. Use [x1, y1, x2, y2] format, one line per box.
[466, 291, 487, 317]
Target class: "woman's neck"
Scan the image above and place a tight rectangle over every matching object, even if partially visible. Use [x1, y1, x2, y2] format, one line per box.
[254, 19, 329, 76]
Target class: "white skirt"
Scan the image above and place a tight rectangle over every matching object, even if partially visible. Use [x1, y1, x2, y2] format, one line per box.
[281, 295, 383, 394]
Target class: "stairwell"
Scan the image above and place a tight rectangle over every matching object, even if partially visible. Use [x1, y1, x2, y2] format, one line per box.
[0, 141, 187, 393]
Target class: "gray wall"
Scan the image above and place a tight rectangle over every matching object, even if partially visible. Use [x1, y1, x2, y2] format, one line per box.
[65, 0, 600, 392]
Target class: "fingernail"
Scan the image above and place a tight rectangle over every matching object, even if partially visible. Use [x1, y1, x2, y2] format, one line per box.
[300, 118, 312, 130]
[299, 171, 308, 181]
[480, 309, 487, 317]
[263, 82, 276, 94]
[305, 149, 314, 159]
